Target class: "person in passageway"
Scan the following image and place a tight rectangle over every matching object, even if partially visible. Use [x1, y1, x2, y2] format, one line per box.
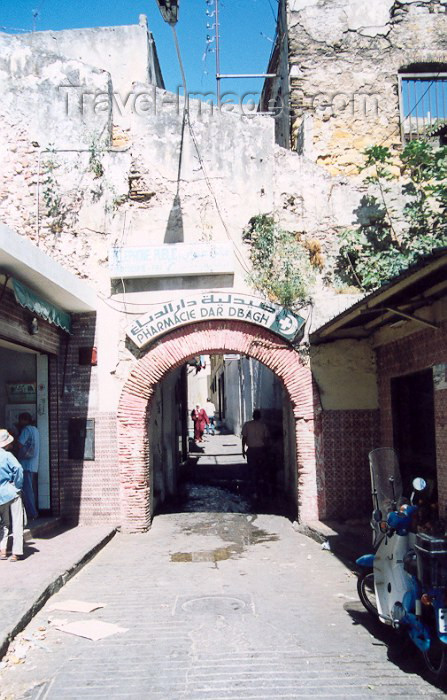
[204, 398, 216, 436]
[191, 405, 209, 443]
[242, 410, 270, 500]
[0, 429, 24, 562]
[17, 412, 40, 521]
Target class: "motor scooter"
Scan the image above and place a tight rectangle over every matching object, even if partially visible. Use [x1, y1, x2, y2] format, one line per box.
[357, 448, 447, 682]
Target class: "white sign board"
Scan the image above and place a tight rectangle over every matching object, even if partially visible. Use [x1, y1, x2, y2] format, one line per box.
[109, 243, 234, 279]
[127, 293, 305, 349]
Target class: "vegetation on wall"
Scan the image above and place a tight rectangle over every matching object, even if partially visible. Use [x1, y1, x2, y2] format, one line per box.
[42, 150, 68, 234]
[337, 136, 447, 291]
[88, 133, 105, 179]
[242, 214, 316, 309]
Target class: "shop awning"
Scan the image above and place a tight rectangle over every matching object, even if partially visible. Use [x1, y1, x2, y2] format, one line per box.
[0, 225, 96, 313]
[310, 248, 447, 344]
[12, 278, 72, 333]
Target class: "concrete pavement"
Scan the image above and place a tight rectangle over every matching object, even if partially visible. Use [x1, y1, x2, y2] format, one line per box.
[0, 509, 443, 699]
[0, 520, 116, 660]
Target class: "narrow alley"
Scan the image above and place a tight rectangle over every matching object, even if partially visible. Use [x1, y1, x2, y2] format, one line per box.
[0, 507, 442, 698]
[161, 432, 294, 519]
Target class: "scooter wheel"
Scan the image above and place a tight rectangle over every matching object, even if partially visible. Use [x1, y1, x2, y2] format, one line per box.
[422, 637, 447, 683]
[357, 570, 378, 617]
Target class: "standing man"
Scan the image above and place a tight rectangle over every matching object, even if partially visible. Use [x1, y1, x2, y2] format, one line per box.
[205, 397, 216, 436]
[17, 413, 40, 521]
[0, 429, 24, 561]
[242, 409, 270, 500]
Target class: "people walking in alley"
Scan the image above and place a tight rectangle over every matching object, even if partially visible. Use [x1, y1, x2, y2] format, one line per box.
[242, 410, 270, 500]
[17, 413, 40, 521]
[205, 398, 216, 435]
[191, 404, 209, 443]
[0, 429, 24, 561]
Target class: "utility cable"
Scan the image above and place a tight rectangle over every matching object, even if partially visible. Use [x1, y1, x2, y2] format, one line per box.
[170, 23, 253, 276]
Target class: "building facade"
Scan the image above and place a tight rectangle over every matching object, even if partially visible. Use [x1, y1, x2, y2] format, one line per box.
[0, 4, 446, 531]
[312, 251, 447, 521]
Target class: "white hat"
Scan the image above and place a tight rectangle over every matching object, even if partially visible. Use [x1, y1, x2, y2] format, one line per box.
[0, 429, 14, 448]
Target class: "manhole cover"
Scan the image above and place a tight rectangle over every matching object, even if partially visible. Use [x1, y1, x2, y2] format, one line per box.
[174, 593, 254, 616]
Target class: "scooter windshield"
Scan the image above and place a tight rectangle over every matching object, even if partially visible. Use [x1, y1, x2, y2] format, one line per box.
[368, 448, 403, 515]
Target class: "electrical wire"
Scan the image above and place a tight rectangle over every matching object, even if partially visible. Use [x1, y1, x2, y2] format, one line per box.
[170, 23, 253, 277]
[98, 287, 301, 311]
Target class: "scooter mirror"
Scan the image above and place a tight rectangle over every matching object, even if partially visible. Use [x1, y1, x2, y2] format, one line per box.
[412, 477, 427, 492]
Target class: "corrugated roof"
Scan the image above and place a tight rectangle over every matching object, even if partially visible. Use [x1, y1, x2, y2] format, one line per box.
[311, 247, 447, 343]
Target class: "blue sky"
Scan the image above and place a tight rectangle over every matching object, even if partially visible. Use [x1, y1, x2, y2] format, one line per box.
[1, 1, 278, 101]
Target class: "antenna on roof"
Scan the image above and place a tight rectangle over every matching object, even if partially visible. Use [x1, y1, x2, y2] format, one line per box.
[32, 9, 39, 33]
[212, 0, 276, 104]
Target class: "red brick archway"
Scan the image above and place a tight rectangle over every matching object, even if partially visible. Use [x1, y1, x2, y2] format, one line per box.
[117, 320, 319, 532]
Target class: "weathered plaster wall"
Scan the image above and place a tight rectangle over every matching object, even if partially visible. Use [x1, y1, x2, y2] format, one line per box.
[0, 22, 373, 431]
[311, 339, 378, 410]
[281, 0, 447, 173]
[0, 29, 369, 312]
[10, 15, 164, 113]
[223, 356, 283, 437]
[260, 0, 290, 148]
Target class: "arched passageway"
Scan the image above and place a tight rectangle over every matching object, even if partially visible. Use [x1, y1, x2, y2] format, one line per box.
[117, 321, 319, 532]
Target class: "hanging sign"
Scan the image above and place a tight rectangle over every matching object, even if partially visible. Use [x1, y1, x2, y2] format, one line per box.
[127, 293, 305, 349]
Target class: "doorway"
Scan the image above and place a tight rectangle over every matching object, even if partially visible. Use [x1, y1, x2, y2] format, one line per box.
[153, 353, 296, 518]
[0, 340, 50, 513]
[117, 320, 317, 532]
[391, 368, 437, 496]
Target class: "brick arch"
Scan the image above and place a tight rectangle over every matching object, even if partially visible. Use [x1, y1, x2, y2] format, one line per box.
[117, 320, 319, 532]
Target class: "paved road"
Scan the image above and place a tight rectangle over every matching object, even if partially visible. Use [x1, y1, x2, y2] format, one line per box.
[0, 507, 443, 699]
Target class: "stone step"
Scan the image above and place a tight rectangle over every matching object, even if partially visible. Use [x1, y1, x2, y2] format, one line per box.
[24, 516, 63, 542]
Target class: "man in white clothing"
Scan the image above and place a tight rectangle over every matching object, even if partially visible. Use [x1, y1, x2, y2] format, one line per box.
[205, 398, 216, 436]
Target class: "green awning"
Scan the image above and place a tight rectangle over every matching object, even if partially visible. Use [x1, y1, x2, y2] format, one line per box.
[12, 278, 72, 333]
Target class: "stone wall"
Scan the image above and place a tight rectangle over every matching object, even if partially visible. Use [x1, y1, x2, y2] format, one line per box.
[266, 0, 447, 174]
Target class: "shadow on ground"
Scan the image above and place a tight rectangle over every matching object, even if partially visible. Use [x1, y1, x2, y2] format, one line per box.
[157, 450, 296, 520]
[345, 600, 447, 693]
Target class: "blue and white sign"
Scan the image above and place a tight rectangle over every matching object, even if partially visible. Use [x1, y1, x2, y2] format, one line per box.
[127, 293, 305, 349]
[109, 243, 234, 279]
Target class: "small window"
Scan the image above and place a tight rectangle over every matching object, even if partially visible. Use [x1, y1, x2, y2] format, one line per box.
[68, 418, 95, 460]
[399, 64, 447, 143]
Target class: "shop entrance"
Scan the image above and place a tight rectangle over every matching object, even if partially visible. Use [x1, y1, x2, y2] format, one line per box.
[117, 320, 319, 533]
[0, 339, 50, 513]
[391, 368, 437, 496]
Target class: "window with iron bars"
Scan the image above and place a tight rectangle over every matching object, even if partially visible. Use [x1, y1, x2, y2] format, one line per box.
[399, 69, 447, 144]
